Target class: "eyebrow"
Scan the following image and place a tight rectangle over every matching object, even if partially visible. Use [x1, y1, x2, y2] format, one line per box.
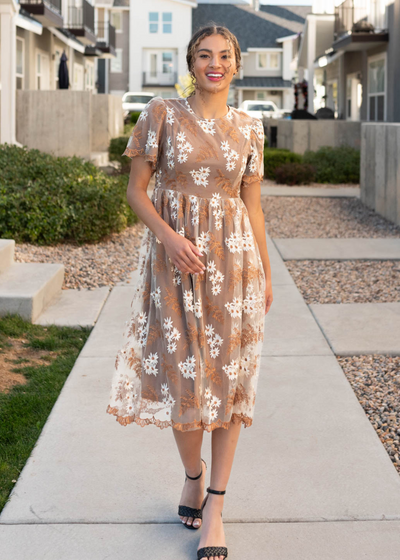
[197, 49, 231, 54]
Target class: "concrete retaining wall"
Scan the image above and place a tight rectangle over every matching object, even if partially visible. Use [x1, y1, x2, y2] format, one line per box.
[360, 123, 400, 227]
[265, 119, 361, 155]
[16, 91, 124, 160]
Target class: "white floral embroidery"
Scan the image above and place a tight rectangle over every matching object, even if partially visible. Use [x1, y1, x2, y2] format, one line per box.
[203, 385, 221, 420]
[161, 382, 176, 408]
[248, 145, 258, 174]
[210, 193, 225, 230]
[163, 316, 181, 354]
[239, 124, 252, 140]
[136, 311, 148, 347]
[221, 140, 239, 172]
[171, 264, 182, 286]
[189, 195, 199, 226]
[222, 358, 240, 381]
[143, 352, 159, 376]
[242, 230, 255, 252]
[176, 131, 193, 164]
[243, 285, 264, 317]
[225, 232, 243, 254]
[196, 231, 211, 254]
[198, 120, 216, 135]
[183, 289, 203, 318]
[146, 130, 158, 150]
[225, 297, 242, 318]
[166, 136, 174, 169]
[178, 355, 196, 380]
[207, 260, 225, 296]
[138, 109, 148, 122]
[150, 285, 162, 308]
[205, 324, 223, 359]
[190, 166, 211, 187]
[166, 106, 175, 125]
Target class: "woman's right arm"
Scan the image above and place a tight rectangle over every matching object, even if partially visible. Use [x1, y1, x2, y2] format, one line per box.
[126, 157, 205, 276]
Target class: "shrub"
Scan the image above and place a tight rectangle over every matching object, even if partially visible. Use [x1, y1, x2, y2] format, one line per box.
[130, 111, 142, 125]
[275, 162, 316, 185]
[302, 145, 360, 183]
[0, 144, 138, 245]
[264, 148, 302, 180]
[109, 135, 131, 166]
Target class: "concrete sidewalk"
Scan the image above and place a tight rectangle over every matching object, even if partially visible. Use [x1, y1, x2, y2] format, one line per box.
[260, 185, 360, 198]
[1, 235, 400, 559]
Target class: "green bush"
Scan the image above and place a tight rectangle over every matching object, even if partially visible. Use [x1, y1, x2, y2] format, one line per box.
[264, 148, 302, 180]
[302, 145, 360, 183]
[0, 143, 138, 245]
[275, 162, 316, 185]
[130, 111, 142, 125]
[109, 135, 131, 165]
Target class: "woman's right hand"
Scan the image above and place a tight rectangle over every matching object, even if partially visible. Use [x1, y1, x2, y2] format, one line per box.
[161, 230, 206, 275]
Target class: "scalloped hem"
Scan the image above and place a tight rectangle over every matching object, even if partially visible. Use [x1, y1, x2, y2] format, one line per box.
[106, 405, 253, 432]
[121, 148, 158, 174]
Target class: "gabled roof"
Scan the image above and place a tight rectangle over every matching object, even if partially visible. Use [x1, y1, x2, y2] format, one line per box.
[192, 3, 297, 50]
[260, 5, 312, 24]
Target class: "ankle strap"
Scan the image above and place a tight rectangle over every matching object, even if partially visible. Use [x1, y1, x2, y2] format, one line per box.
[185, 458, 205, 480]
[207, 487, 226, 495]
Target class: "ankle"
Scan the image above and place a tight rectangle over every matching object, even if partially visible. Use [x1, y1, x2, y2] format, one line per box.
[185, 461, 203, 479]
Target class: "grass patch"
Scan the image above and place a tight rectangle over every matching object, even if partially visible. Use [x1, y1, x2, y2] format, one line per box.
[0, 313, 91, 514]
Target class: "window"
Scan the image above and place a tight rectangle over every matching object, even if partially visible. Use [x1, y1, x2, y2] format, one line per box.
[256, 52, 281, 70]
[111, 48, 123, 73]
[368, 54, 385, 121]
[162, 52, 173, 74]
[149, 12, 158, 33]
[110, 11, 122, 32]
[256, 91, 266, 100]
[163, 12, 172, 33]
[16, 37, 24, 90]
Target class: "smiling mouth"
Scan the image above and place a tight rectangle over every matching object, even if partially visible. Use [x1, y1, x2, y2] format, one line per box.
[206, 73, 224, 81]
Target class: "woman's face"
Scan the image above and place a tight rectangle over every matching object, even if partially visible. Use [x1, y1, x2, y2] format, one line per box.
[191, 34, 238, 94]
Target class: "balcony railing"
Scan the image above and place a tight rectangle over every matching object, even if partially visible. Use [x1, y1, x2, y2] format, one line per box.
[67, 0, 95, 34]
[96, 22, 116, 50]
[142, 71, 177, 86]
[19, 0, 61, 14]
[334, 0, 387, 40]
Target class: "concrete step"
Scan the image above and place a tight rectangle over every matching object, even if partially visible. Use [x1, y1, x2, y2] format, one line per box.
[34, 287, 111, 328]
[90, 151, 109, 167]
[0, 262, 64, 322]
[0, 239, 15, 273]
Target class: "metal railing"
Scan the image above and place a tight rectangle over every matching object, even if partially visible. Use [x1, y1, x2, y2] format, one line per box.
[334, 0, 387, 39]
[142, 71, 177, 86]
[19, 0, 62, 14]
[67, 0, 95, 33]
[95, 22, 116, 49]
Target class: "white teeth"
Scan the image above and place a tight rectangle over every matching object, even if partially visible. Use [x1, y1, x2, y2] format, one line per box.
[207, 74, 223, 77]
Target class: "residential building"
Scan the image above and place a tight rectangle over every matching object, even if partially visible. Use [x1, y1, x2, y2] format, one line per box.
[298, 0, 400, 121]
[128, 0, 197, 99]
[193, 1, 311, 109]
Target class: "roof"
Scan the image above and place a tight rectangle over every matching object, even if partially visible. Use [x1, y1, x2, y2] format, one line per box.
[192, 3, 298, 50]
[260, 5, 312, 24]
[233, 76, 292, 88]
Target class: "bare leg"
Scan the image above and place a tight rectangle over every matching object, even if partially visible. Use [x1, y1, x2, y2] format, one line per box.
[173, 427, 205, 528]
[197, 418, 242, 560]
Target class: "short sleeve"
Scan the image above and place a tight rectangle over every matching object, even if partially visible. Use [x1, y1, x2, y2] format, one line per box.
[122, 96, 166, 174]
[240, 118, 264, 188]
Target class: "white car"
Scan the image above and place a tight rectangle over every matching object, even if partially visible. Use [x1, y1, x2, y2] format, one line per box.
[240, 100, 284, 119]
[122, 92, 155, 116]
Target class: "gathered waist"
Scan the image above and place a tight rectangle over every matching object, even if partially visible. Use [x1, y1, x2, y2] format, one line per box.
[151, 185, 241, 202]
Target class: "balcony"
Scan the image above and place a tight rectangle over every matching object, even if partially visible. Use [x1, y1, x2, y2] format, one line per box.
[142, 71, 177, 87]
[95, 22, 116, 58]
[19, 0, 63, 27]
[333, 0, 389, 51]
[64, 0, 96, 46]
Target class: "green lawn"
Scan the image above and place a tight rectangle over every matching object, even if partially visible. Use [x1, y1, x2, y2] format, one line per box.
[0, 313, 91, 513]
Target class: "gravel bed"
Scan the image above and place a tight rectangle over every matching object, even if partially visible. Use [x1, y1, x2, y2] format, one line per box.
[261, 196, 400, 238]
[285, 260, 400, 304]
[337, 355, 400, 475]
[262, 179, 358, 189]
[14, 222, 145, 290]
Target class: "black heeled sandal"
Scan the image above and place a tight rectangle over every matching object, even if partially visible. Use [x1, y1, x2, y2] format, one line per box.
[197, 487, 228, 560]
[178, 458, 207, 530]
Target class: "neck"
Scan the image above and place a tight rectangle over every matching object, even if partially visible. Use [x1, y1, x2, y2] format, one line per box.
[188, 90, 229, 119]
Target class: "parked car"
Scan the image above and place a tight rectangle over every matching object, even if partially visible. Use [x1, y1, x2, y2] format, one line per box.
[122, 92, 155, 121]
[239, 100, 284, 119]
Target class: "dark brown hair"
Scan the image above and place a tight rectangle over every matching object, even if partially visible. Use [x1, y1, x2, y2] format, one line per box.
[185, 23, 241, 97]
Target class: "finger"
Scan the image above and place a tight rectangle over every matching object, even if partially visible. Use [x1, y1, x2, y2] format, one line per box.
[186, 246, 206, 273]
[177, 254, 198, 275]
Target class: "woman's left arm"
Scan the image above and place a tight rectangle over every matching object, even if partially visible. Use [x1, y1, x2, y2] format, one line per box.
[240, 182, 273, 315]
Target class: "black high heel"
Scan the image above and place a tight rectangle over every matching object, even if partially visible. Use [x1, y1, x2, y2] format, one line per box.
[178, 458, 207, 530]
[197, 487, 228, 560]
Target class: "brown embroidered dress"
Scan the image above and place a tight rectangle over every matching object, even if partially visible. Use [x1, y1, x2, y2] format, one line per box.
[106, 96, 266, 432]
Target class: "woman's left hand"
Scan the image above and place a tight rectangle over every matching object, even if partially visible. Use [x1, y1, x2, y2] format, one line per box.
[265, 279, 273, 315]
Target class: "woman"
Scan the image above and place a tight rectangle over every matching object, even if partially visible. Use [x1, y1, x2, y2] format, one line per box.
[107, 24, 273, 560]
